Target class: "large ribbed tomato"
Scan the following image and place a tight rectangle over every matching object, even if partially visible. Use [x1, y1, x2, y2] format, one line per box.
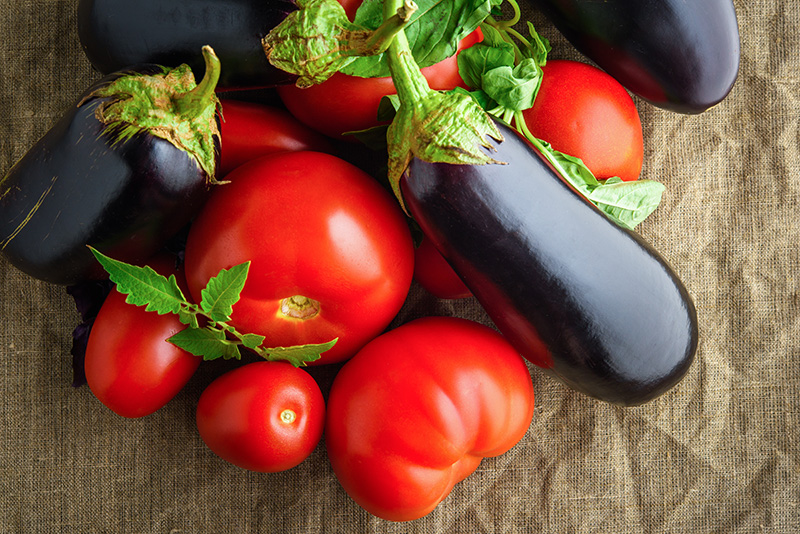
[183, 150, 414, 365]
[325, 317, 535, 521]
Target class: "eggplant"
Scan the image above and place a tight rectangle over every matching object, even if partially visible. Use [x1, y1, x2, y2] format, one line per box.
[0, 48, 221, 286]
[77, 0, 298, 90]
[400, 122, 698, 405]
[527, 0, 740, 113]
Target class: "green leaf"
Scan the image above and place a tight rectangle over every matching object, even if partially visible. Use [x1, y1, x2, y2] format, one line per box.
[263, 338, 339, 367]
[588, 179, 666, 230]
[241, 333, 266, 350]
[532, 142, 663, 229]
[481, 58, 542, 112]
[200, 261, 250, 322]
[535, 141, 600, 197]
[456, 24, 516, 90]
[178, 308, 200, 329]
[342, 0, 498, 78]
[168, 327, 241, 361]
[89, 247, 186, 315]
[525, 21, 552, 66]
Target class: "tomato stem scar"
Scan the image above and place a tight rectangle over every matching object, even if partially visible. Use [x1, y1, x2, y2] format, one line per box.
[280, 409, 297, 424]
[280, 295, 321, 320]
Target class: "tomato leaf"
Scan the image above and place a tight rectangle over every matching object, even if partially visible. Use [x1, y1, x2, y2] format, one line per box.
[178, 307, 200, 329]
[263, 338, 339, 367]
[241, 333, 266, 350]
[168, 327, 242, 361]
[88, 247, 186, 315]
[342, 0, 498, 78]
[200, 261, 249, 322]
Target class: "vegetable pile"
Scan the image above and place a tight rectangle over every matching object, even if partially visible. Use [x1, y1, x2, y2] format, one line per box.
[1, 0, 739, 523]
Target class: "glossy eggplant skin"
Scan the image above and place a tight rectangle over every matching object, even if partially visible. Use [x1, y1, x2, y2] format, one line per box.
[400, 122, 698, 405]
[528, 0, 740, 114]
[0, 69, 212, 286]
[77, 0, 298, 89]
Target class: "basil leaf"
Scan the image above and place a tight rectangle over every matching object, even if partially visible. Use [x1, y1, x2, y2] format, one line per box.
[456, 25, 516, 90]
[588, 179, 666, 229]
[481, 58, 542, 112]
[342, 0, 498, 78]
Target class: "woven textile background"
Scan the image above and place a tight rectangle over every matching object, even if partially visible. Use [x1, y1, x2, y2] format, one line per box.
[1, 1, 798, 532]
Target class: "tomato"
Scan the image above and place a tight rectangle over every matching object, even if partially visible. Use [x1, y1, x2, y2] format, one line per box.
[325, 316, 535, 521]
[277, 14, 483, 139]
[218, 99, 334, 177]
[413, 235, 471, 299]
[183, 151, 414, 365]
[521, 59, 644, 181]
[84, 255, 200, 418]
[196, 361, 325, 472]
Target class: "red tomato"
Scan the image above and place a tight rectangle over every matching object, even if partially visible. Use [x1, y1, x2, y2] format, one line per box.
[413, 235, 471, 299]
[277, 26, 483, 139]
[196, 361, 325, 472]
[84, 255, 200, 418]
[521, 60, 644, 181]
[326, 316, 535, 521]
[218, 99, 333, 177]
[183, 151, 414, 365]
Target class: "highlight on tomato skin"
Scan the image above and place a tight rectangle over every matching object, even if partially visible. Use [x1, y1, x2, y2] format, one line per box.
[325, 316, 535, 522]
[521, 59, 645, 182]
[182, 150, 415, 366]
[195, 361, 326, 473]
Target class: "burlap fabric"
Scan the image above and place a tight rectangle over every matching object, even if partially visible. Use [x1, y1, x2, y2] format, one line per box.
[1, 1, 798, 532]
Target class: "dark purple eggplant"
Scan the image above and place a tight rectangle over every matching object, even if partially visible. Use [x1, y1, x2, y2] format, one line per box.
[400, 122, 698, 406]
[0, 47, 221, 286]
[77, 0, 299, 90]
[527, 0, 740, 113]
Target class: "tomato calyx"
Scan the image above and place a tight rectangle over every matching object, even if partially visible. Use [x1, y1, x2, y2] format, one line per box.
[280, 295, 321, 320]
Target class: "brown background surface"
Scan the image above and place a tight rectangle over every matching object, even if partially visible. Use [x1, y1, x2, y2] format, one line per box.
[1, 1, 798, 532]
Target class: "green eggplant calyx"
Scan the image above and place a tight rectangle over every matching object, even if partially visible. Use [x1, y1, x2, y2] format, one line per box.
[386, 90, 504, 212]
[383, 0, 503, 213]
[263, 0, 415, 88]
[88, 46, 222, 182]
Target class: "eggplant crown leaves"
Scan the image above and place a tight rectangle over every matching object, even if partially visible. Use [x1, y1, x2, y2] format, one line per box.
[386, 89, 504, 212]
[88, 63, 221, 182]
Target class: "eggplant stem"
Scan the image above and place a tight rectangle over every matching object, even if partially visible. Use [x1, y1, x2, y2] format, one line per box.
[174, 46, 221, 118]
[349, 1, 417, 57]
[384, 0, 431, 105]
